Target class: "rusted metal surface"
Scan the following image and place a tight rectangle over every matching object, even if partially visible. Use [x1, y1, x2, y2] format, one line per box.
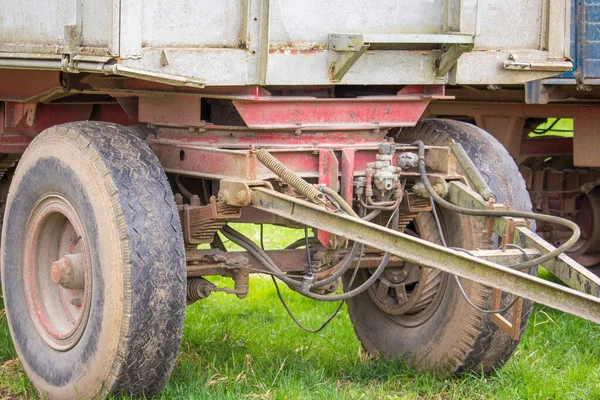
[397, 193, 432, 232]
[89, 104, 139, 127]
[177, 196, 241, 245]
[519, 137, 573, 158]
[138, 95, 204, 127]
[154, 126, 388, 147]
[0, 69, 63, 102]
[318, 149, 340, 248]
[572, 107, 600, 167]
[150, 137, 461, 183]
[250, 186, 600, 324]
[2, 102, 93, 138]
[340, 148, 355, 206]
[0, 135, 30, 153]
[519, 166, 600, 264]
[490, 289, 523, 340]
[232, 91, 446, 130]
[22, 194, 92, 351]
[186, 248, 405, 276]
[256, 148, 325, 204]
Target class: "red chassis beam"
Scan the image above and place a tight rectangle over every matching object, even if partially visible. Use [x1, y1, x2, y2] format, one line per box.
[233, 86, 449, 130]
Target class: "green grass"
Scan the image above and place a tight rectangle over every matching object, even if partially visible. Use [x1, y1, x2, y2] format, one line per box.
[530, 118, 574, 138]
[1, 224, 600, 399]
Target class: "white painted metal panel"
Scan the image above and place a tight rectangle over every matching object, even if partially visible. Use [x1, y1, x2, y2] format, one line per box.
[269, 0, 444, 48]
[0, 0, 573, 86]
[0, 0, 114, 55]
[140, 0, 245, 48]
[473, 0, 544, 50]
[0, 1, 70, 47]
[80, 0, 112, 48]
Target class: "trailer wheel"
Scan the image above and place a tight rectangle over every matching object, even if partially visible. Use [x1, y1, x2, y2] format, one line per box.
[1, 122, 186, 398]
[344, 119, 535, 374]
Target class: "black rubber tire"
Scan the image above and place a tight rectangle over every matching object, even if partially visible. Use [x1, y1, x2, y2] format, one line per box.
[344, 119, 535, 375]
[1, 122, 186, 398]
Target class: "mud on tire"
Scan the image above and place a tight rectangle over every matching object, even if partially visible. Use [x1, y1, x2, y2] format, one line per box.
[344, 119, 535, 374]
[1, 122, 186, 398]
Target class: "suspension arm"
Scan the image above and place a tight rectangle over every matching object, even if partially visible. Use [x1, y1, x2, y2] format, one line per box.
[251, 187, 600, 323]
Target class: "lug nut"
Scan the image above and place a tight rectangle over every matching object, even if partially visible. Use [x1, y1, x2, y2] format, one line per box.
[70, 297, 82, 307]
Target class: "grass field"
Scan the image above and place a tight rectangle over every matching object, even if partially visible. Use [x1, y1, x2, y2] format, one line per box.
[1, 206, 600, 399]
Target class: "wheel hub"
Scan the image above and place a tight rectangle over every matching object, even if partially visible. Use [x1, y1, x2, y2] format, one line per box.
[365, 218, 447, 326]
[50, 254, 85, 290]
[23, 195, 92, 351]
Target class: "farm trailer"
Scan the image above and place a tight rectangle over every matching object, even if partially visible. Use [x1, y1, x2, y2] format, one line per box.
[0, 0, 598, 398]
[428, 0, 600, 272]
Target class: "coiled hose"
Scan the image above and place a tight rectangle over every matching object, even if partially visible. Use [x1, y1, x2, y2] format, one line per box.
[221, 203, 398, 302]
[413, 140, 580, 270]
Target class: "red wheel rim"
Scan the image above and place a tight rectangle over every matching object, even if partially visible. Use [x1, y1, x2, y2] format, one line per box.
[23, 194, 92, 351]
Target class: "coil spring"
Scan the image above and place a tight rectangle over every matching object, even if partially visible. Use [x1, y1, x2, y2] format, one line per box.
[450, 141, 495, 202]
[256, 148, 326, 204]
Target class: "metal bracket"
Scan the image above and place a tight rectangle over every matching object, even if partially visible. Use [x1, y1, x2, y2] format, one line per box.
[490, 290, 523, 340]
[328, 33, 475, 81]
[437, 43, 474, 77]
[328, 34, 369, 81]
[504, 58, 572, 72]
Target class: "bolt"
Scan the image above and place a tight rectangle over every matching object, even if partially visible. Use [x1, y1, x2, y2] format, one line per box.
[190, 195, 201, 207]
[70, 297, 82, 307]
[236, 190, 250, 206]
[50, 260, 65, 284]
[217, 189, 229, 203]
[174, 193, 183, 205]
[412, 183, 428, 198]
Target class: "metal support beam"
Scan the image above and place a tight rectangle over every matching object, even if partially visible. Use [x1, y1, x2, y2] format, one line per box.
[250, 187, 600, 323]
[437, 43, 474, 77]
[329, 44, 369, 81]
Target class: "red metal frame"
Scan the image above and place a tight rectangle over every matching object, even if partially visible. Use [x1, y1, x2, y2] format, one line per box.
[232, 86, 448, 130]
[428, 101, 600, 167]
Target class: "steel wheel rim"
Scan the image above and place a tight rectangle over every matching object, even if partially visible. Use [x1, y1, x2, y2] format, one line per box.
[365, 214, 448, 327]
[23, 194, 92, 351]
